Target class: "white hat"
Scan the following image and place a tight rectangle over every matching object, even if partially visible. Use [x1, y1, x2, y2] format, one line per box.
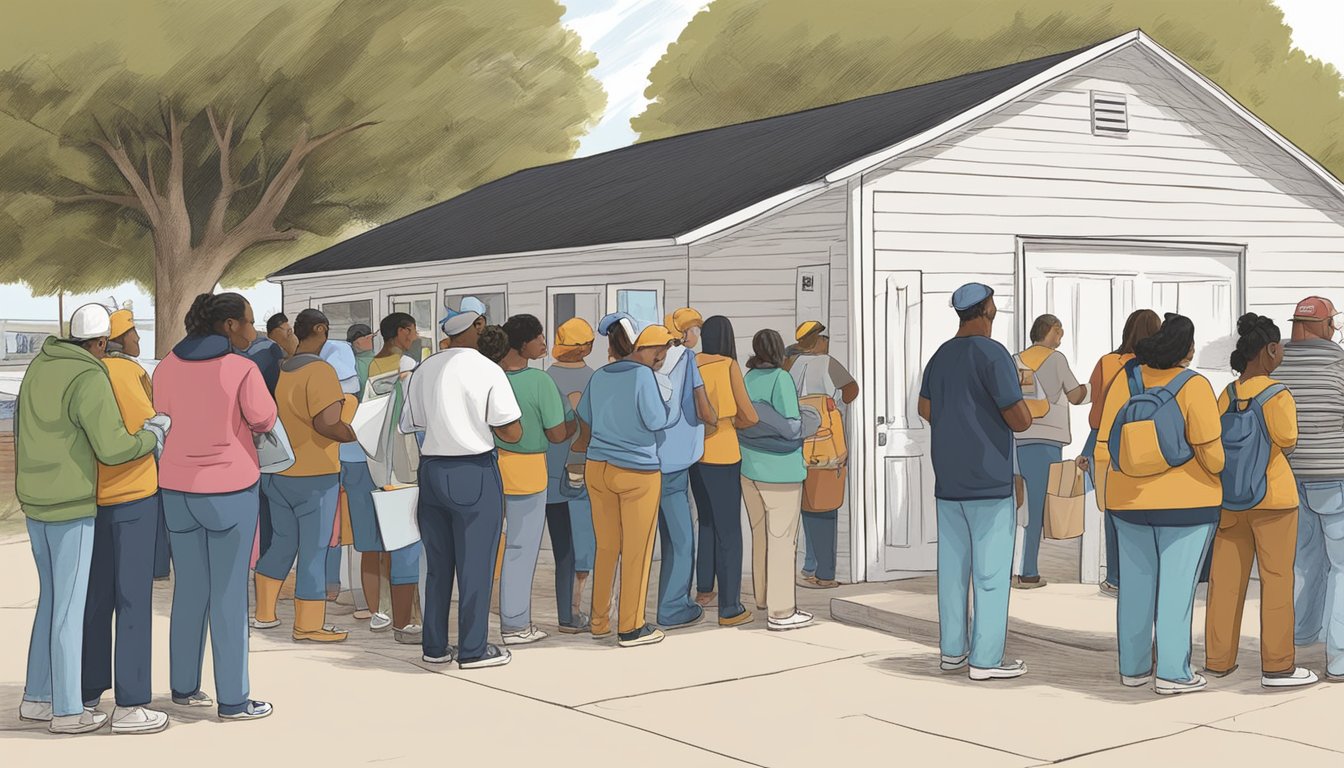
[69, 303, 112, 341]
[440, 309, 481, 337]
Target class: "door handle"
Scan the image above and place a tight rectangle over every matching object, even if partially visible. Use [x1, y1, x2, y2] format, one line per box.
[877, 433, 888, 446]
[876, 416, 886, 426]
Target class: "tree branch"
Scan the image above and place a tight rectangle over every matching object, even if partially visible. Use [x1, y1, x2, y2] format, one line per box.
[204, 107, 237, 247]
[48, 191, 142, 209]
[91, 135, 161, 226]
[254, 228, 300, 244]
[160, 105, 191, 248]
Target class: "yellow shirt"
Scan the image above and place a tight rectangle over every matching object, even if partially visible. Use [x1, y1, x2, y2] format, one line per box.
[96, 355, 158, 505]
[1097, 365, 1224, 511]
[697, 355, 758, 466]
[276, 360, 346, 478]
[1216, 376, 1299, 510]
[498, 449, 548, 496]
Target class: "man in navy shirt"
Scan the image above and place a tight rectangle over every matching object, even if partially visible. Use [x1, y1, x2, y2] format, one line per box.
[918, 283, 1033, 681]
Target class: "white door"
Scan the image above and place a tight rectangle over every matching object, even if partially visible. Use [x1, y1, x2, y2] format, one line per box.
[1021, 240, 1243, 583]
[870, 271, 938, 577]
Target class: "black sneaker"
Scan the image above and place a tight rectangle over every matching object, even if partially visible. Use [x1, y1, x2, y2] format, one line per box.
[618, 624, 665, 648]
[458, 644, 512, 670]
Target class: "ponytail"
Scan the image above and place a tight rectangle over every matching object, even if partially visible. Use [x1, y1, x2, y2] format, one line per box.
[1230, 312, 1281, 373]
[184, 292, 249, 337]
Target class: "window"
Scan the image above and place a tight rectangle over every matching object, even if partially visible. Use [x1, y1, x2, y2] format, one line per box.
[320, 299, 373, 344]
[616, 289, 659, 326]
[443, 291, 507, 325]
[390, 295, 436, 362]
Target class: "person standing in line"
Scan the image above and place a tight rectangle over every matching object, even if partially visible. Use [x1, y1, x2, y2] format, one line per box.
[545, 319, 599, 632]
[1204, 313, 1317, 688]
[917, 284, 1032, 681]
[400, 309, 522, 669]
[1077, 310, 1162, 597]
[494, 315, 575, 645]
[240, 312, 292, 566]
[740, 329, 814, 632]
[252, 309, 357, 644]
[1275, 296, 1344, 678]
[16, 304, 159, 735]
[654, 307, 717, 631]
[81, 309, 169, 734]
[691, 316, 758, 624]
[574, 319, 681, 647]
[1097, 313, 1221, 695]
[787, 320, 858, 590]
[1011, 314, 1088, 590]
[321, 336, 362, 604]
[349, 324, 376, 392]
[154, 292, 276, 721]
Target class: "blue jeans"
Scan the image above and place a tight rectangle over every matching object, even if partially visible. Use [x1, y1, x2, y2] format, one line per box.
[936, 497, 1016, 670]
[657, 468, 701, 625]
[257, 475, 340, 601]
[1080, 429, 1119, 587]
[154, 498, 172, 579]
[499, 490, 548, 633]
[546, 502, 579, 626]
[569, 494, 595, 573]
[1113, 517, 1216, 682]
[1294, 478, 1344, 676]
[690, 462, 746, 618]
[83, 495, 159, 707]
[801, 510, 838, 582]
[1016, 443, 1063, 579]
[162, 485, 259, 715]
[24, 517, 96, 717]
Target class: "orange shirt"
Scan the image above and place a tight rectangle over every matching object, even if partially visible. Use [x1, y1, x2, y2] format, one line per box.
[1088, 353, 1134, 430]
[697, 354, 758, 465]
[1216, 376, 1299, 510]
[96, 355, 158, 505]
[276, 359, 346, 478]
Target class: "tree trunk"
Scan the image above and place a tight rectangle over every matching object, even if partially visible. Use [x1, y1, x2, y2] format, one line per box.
[152, 243, 234, 360]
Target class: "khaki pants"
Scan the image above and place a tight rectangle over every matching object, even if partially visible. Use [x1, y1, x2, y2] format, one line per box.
[587, 461, 661, 636]
[741, 478, 803, 620]
[1205, 507, 1298, 674]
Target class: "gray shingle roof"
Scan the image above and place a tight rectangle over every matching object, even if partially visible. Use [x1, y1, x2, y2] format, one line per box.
[274, 47, 1084, 277]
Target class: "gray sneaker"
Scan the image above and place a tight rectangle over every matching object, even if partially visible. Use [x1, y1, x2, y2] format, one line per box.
[171, 691, 214, 708]
[50, 709, 109, 734]
[558, 613, 591, 634]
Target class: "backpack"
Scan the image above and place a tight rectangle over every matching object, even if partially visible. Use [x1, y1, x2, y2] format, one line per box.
[800, 394, 847, 469]
[1014, 346, 1053, 419]
[1220, 381, 1288, 511]
[1108, 360, 1199, 477]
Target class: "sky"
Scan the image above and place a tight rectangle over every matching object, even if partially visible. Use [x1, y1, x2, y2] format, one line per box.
[2, 0, 1340, 329]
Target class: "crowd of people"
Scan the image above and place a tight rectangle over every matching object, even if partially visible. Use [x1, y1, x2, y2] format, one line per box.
[922, 282, 1344, 693]
[13, 291, 856, 734]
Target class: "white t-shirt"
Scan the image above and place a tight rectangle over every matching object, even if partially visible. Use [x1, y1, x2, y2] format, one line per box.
[399, 348, 521, 456]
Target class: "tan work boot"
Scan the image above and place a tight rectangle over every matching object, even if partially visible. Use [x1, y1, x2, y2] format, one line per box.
[251, 574, 283, 629]
[292, 599, 349, 643]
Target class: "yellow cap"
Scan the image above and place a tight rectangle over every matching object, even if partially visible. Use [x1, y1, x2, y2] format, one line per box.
[634, 324, 678, 349]
[795, 320, 826, 342]
[109, 309, 136, 340]
[556, 317, 595, 347]
[664, 307, 704, 335]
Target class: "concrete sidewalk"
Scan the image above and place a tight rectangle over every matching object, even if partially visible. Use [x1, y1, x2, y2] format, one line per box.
[1, 528, 1342, 766]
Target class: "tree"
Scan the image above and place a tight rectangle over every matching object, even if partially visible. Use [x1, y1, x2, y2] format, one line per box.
[633, 0, 1344, 180]
[0, 0, 604, 357]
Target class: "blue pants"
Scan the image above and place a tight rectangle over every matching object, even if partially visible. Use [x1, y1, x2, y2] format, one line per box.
[1294, 478, 1344, 677]
[657, 468, 701, 625]
[24, 517, 96, 718]
[154, 499, 172, 579]
[1016, 443, 1062, 579]
[83, 495, 158, 707]
[569, 494, 595, 573]
[326, 546, 342, 591]
[162, 485, 259, 715]
[257, 474, 340, 601]
[257, 489, 273, 562]
[801, 510, 838, 581]
[1113, 517, 1216, 682]
[418, 453, 504, 663]
[690, 462, 746, 618]
[342, 460, 420, 581]
[546, 502, 580, 626]
[499, 490, 548, 633]
[936, 497, 1016, 670]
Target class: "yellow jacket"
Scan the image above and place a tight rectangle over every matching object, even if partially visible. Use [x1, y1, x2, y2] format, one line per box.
[96, 355, 158, 505]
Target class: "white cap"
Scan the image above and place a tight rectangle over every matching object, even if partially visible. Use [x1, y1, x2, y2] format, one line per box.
[69, 303, 112, 341]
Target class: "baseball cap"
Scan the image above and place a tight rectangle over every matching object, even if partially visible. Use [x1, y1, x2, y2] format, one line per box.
[634, 324, 678, 349]
[109, 309, 136, 340]
[69, 304, 112, 341]
[795, 320, 826, 342]
[1291, 296, 1337, 322]
[664, 307, 703, 335]
[441, 309, 481, 337]
[597, 312, 635, 338]
[345, 323, 373, 343]
[555, 318, 595, 347]
[459, 297, 488, 318]
[951, 283, 994, 311]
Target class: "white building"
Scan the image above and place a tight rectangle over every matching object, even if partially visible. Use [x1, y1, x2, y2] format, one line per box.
[270, 31, 1344, 585]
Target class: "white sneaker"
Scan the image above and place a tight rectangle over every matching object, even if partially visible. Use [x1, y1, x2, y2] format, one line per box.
[940, 654, 969, 672]
[766, 610, 815, 631]
[1122, 673, 1153, 687]
[19, 700, 53, 722]
[111, 706, 169, 735]
[422, 647, 456, 664]
[458, 644, 512, 669]
[394, 624, 423, 644]
[1262, 667, 1319, 689]
[249, 617, 280, 629]
[1155, 674, 1207, 695]
[969, 660, 1028, 681]
[502, 625, 549, 646]
[369, 612, 392, 632]
[50, 709, 109, 734]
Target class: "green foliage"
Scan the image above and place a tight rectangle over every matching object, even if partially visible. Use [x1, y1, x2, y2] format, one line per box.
[0, 0, 605, 294]
[634, 0, 1344, 180]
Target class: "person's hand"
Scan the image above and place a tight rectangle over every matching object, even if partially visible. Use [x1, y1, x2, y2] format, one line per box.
[1075, 455, 1091, 473]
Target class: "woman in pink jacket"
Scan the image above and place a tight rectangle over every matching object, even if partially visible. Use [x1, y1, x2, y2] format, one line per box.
[153, 293, 276, 722]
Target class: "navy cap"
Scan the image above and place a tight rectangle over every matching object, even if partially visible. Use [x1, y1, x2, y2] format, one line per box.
[951, 283, 994, 311]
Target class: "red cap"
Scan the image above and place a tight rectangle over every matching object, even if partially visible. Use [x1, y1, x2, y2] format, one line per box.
[1292, 296, 1336, 322]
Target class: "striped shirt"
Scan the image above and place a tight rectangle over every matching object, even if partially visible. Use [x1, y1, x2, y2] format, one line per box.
[1274, 338, 1344, 478]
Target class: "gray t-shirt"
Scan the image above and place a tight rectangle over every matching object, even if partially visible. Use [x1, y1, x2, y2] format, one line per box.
[1015, 349, 1081, 446]
[546, 363, 595, 502]
[789, 353, 855, 398]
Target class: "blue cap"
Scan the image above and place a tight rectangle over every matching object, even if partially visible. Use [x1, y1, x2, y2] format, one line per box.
[951, 282, 994, 311]
[459, 297, 488, 317]
[597, 312, 635, 337]
[441, 308, 480, 337]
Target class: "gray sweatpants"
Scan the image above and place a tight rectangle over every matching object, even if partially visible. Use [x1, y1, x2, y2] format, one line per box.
[499, 490, 549, 633]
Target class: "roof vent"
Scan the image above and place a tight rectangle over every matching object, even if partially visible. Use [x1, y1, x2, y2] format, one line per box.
[1091, 91, 1129, 136]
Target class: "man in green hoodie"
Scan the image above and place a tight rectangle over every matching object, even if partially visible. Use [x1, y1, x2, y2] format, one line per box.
[16, 303, 158, 736]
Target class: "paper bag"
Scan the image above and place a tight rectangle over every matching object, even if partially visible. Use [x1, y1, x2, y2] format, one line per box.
[338, 488, 354, 547]
[1044, 460, 1085, 540]
[254, 418, 295, 475]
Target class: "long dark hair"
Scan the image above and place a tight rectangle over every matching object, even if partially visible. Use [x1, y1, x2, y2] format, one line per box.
[746, 329, 786, 370]
[1134, 313, 1195, 370]
[1116, 309, 1162, 355]
[1230, 313, 1281, 373]
[607, 323, 634, 359]
[702, 315, 737, 360]
[184, 292, 248, 338]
